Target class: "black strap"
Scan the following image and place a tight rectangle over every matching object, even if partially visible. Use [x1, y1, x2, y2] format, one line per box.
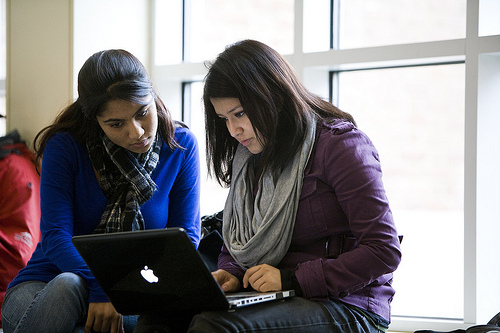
[0, 129, 22, 147]
[488, 312, 500, 326]
[0, 129, 24, 160]
[414, 312, 500, 333]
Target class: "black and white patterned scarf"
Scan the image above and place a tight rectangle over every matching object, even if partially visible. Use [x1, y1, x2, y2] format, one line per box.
[87, 132, 162, 233]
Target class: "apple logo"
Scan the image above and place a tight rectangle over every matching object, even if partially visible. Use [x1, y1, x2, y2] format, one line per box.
[140, 266, 159, 283]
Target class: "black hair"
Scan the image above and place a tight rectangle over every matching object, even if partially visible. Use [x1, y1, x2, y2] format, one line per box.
[34, 49, 178, 169]
[203, 40, 355, 186]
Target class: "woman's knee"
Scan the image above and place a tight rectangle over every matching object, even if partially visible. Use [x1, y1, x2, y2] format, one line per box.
[50, 273, 87, 295]
[1, 281, 45, 333]
[188, 312, 226, 333]
[43, 272, 88, 309]
[52, 272, 84, 287]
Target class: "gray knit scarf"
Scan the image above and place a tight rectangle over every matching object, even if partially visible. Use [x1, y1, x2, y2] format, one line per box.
[87, 132, 161, 233]
[222, 115, 316, 268]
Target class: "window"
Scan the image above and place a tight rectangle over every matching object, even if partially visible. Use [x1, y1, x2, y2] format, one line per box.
[151, 1, 500, 330]
[303, 0, 331, 53]
[154, 0, 294, 65]
[182, 81, 229, 215]
[335, 64, 465, 319]
[479, 0, 500, 37]
[185, 0, 294, 62]
[338, 0, 466, 49]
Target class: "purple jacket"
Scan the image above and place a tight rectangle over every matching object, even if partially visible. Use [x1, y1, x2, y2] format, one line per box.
[218, 119, 402, 322]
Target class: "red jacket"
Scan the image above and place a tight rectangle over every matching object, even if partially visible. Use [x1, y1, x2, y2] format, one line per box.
[0, 141, 41, 327]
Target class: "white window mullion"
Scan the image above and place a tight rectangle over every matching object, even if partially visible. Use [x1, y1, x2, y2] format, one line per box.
[292, 0, 305, 80]
[463, 0, 479, 325]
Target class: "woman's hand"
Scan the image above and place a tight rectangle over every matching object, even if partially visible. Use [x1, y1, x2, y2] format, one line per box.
[243, 264, 282, 292]
[85, 302, 123, 333]
[212, 269, 241, 292]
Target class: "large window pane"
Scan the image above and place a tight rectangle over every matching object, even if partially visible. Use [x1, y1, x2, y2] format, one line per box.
[185, 0, 294, 63]
[184, 81, 229, 216]
[339, 0, 466, 49]
[336, 64, 465, 319]
[479, 0, 500, 37]
[154, 0, 183, 65]
[303, 0, 331, 53]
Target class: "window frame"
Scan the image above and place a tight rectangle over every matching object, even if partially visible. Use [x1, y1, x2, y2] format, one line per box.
[150, 1, 500, 330]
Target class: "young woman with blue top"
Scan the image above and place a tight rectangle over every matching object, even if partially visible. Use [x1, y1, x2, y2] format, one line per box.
[1, 49, 201, 333]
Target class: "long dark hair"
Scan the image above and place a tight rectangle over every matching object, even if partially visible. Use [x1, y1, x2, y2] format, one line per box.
[203, 39, 355, 186]
[33, 49, 178, 169]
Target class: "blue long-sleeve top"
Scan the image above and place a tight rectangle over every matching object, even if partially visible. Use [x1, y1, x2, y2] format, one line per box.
[8, 127, 201, 303]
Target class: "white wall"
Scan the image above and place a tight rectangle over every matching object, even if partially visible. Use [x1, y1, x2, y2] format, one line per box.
[7, 0, 73, 146]
[6, 0, 150, 146]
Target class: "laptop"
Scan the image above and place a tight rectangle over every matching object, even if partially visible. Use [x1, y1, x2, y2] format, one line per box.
[72, 228, 295, 315]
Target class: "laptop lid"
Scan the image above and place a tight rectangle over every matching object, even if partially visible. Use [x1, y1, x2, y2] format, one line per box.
[72, 228, 294, 315]
[72, 228, 230, 315]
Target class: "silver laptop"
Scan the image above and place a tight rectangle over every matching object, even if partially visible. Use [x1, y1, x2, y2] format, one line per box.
[72, 228, 294, 315]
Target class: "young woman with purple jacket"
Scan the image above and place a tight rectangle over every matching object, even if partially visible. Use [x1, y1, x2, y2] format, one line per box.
[135, 39, 401, 333]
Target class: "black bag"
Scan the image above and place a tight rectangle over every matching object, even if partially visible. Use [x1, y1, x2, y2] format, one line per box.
[197, 210, 224, 272]
[415, 312, 500, 333]
[200, 210, 223, 238]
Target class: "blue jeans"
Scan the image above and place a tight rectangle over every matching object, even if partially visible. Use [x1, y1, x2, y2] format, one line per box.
[1, 272, 137, 333]
[134, 297, 387, 333]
